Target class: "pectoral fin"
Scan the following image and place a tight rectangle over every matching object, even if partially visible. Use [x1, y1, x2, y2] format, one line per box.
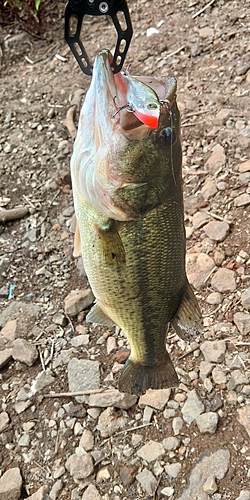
[71, 215, 82, 258]
[94, 219, 126, 266]
[86, 302, 116, 327]
[171, 281, 203, 341]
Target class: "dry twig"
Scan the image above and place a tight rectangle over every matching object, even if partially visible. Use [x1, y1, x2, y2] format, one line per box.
[0, 206, 29, 223]
[192, 0, 216, 19]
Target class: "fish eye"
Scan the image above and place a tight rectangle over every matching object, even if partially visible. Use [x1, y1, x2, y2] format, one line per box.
[158, 127, 176, 147]
[147, 103, 158, 110]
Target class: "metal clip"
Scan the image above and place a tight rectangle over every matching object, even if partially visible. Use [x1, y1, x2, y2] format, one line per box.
[65, 0, 133, 75]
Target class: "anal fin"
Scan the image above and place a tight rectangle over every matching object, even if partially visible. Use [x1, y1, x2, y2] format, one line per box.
[86, 302, 116, 328]
[171, 281, 203, 341]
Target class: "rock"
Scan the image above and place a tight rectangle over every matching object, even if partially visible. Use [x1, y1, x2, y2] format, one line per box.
[136, 468, 157, 496]
[200, 340, 226, 363]
[67, 358, 100, 402]
[139, 388, 171, 410]
[96, 466, 111, 483]
[195, 412, 218, 434]
[215, 109, 232, 125]
[0, 348, 12, 368]
[0, 301, 41, 330]
[234, 193, 250, 207]
[79, 428, 94, 451]
[49, 480, 63, 500]
[206, 291, 222, 305]
[204, 144, 226, 173]
[161, 486, 175, 497]
[200, 179, 217, 200]
[199, 361, 214, 379]
[88, 389, 137, 409]
[165, 462, 182, 479]
[236, 491, 250, 500]
[30, 370, 55, 394]
[120, 465, 137, 486]
[65, 453, 94, 480]
[26, 486, 48, 500]
[241, 288, 250, 309]
[162, 436, 180, 451]
[172, 416, 184, 435]
[97, 407, 128, 437]
[212, 366, 227, 384]
[18, 433, 30, 447]
[234, 312, 250, 335]
[106, 336, 116, 354]
[70, 334, 89, 347]
[0, 411, 10, 432]
[0, 467, 22, 500]
[52, 312, 68, 327]
[143, 405, 154, 424]
[181, 390, 205, 424]
[186, 253, 215, 290]
[228, 370, 249, 390]
[192, 210, 211, 229]
[82, 484, 102, 500]
[211, 268, 236, 293]
[137, 440, 165, 462]
[178, 449, 230, 500]
[53, 349, 75, 369]
[12, 338, 38, 366]
[203, 221, 230, 242]
[0, 319, 17, 347]
[203, 475, 218, 494]
[203, 378, 213, 393]
[238, 159, 250, 172]
[64, 288, 94, 316]
[237, 404, 250, 437]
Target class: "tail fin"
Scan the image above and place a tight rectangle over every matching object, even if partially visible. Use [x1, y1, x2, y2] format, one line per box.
[118, 355, 179, 396]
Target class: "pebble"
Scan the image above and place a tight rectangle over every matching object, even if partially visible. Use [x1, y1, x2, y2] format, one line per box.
[0, 319, 17, 345]
[26, 486, 48, 500]
[96, 466, 111, 483]
[211, 268, 236, 293]
[30, 370, 55, 394]
[200, 340, 226, 363]
[215, 108, 232, 125]
[0, 348, 13, 369]
[181, 390, 205, 424]
[67, 359, 100, 402]
[88, 389, 137, 409]
[234, 193, 250, 207]
[241, 288, 250, 309]
[18, 433, 30, 447]
[236, 491, 250, 500]
[162, 436, 180, 451]
[12, 338, 38, 366]
[172, 416, 184, 435]
[106, 336, 117, 354]
[186, 252, 215, 290]
[65, 453, 94, 480]
[165, 462, 182, 479]
[120, 465, 137, 486]
[97, 407, 128, 437]
[136, 468, 157, 496]
[203, 475, 218, 494]
[0, 301, 41, 329]
[195, 412, 219, 434]
[79, 428, 94, 451]
[64, 288, 94, 316]
[143, 405, 154, 424]
[70, 334, 89, 346]
[178, 449, 230, 500]
[0, 467, 23, 500]
[227, 370, 249, 390]
[206, 292, 222, 305]
[0, 411, 10, 432]
[81, 484, 102, 500]
[234, 311, 250, 335]
[139, 388, 171, 410]
[52, 312, 68, 327]
[137, 440, 165, 462]
[161, 486, 175, 497]
[203, 221, 230, 242]
[200, 179, 218, 200]
[204, 144, 226, 173]
[212, 366, 227, 384]
[49, 480, 63, 500]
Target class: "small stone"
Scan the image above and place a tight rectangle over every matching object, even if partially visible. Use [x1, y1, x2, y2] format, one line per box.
[49, 480, 63, 500]
[131, 433, 143, 447]
[203, 221, 230, 242]
[212, 366, 227, 384]
[120, 465, 137, 486]
[199, 361, 214, 379]
[236, 491, 250, 500]
[199, 26, 214, 38]
[181, 389, 204, 424]
[79, 428, 94, 451]
[67, 359, 100, 402]
[161, 486, 175, 497]
[12, 338, 38, 366]
[241, 288, 250, 310]
[136, 468, 157, 496]
[0, 319, 17, 346]
[53, 466, 65, 479]
[143, 405, 154, 424]
[228, 370, 249, 390]
[203, 475, 218, 494]
[203, 377, 213, 393]
[192, 211, 211, 229]
[0, 411, 10, 432]
[204, 144, 226, 173]
[211, 268, 236, 293]
[200, 179, 218, 200]
[162, 436, 180, 451]
[238, 159, 250, 173]
[196, 412, 218, 434]
[186, 252, 215, 290]
[18, 433, 30, 447]
[26, 486, 48, 500]
[172, 416, 184, 435]
[15, 401, 32, 414]
[0, 467, 22, 500]
[139, 388, 171, 410]
[65, 453, 94, 480]
[96, 466, 111, 483]
[52, 312, 68, 327]
[81, 484, 102, 500]
[206, 291, 222, 305]
[106, 336, 116, 354]
[234, 193, 250, 207]
[0, 301, 41, 329]
[200, 340, 226, 363]
[64, 288, 94, 316]
[70, 335, 89, 347]
[97, 407, 128, 438]
[234, 312, 250, 335]
[30, 369, 55, 393]
[215, 109, 232, 125]
[0, 348, 12, 368]
[88, 389, 137, 409]
[137, 440, 165, 462]
[165, 462, 181, 479]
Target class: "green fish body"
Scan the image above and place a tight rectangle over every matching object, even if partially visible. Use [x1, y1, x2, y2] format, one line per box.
[71, 50, 202, 395]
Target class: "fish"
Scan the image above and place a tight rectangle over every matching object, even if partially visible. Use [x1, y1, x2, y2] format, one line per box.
[70, 49, 202, 396]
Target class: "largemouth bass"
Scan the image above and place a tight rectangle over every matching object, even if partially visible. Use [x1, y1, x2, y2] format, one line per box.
[71, 50, 202, 395]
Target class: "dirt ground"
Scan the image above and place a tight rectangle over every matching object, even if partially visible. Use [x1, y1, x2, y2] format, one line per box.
[0, 0, 250, 499]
